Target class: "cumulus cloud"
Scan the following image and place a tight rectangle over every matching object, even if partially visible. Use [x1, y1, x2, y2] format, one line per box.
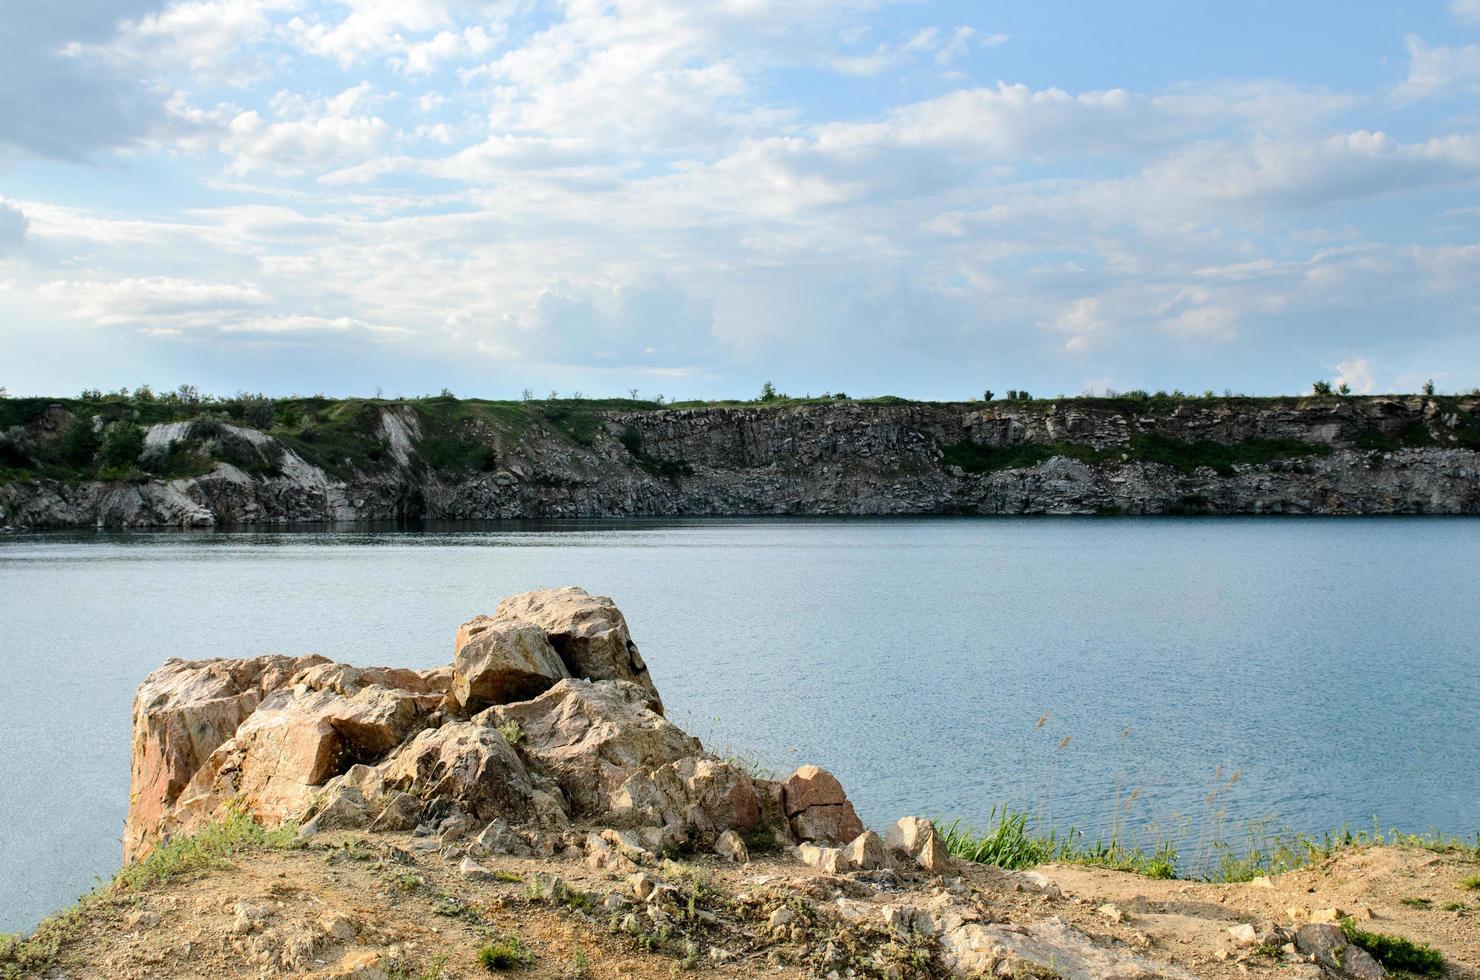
[1395, 34, 1480, 101]
[1334, 357, 1375, 394]
[8, 0, 1480, 396]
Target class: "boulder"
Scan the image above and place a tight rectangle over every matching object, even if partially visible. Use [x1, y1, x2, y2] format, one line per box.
[781, 765, 864, 845]
[797, 843, 852, 874]
[377, 720, 541, 822]
[714, 829, 749, 863]
[844, 829, 887, 871]
[491, 588, 662, 712]
[1294, 924, 1385, 979]
[485, 678, 698, 816]
[124, 653, 327, 860]
[451, 619, 568, 712]
[886, 816, 952, 873]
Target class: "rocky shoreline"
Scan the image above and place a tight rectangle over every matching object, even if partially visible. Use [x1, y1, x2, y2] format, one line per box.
[0, 588, 1440, 979]
[3, 396, 1480, 528]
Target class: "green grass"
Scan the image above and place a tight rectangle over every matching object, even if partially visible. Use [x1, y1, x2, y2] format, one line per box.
[936, 809, 1178, 878]
[938, 805, 1480, 885]
[477, 934, 531, 971]
[1339, 918, 1445, 975]
[1462, 873, 1480, 890]
[114, 809, 299, 892]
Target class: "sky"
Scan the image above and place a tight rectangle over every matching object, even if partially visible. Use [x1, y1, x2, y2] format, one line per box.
[2, 1, 1480, 401]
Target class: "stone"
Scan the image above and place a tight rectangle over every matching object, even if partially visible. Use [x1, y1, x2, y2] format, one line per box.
[320, 913, 358, 940]
[1249, 875, 1274, 888]
[458, 855, 496, 881]
[298, 782, 371, 834]
[322, 950, 389, 980]
[767, 907, 795, 930]
[797, 843, 853, 874]
[451, 619, 568, 712]
[629, 873, 659, 901]
[1011, 869, 1061, 897]
[782, 765, 848, 816]
[491, 587, 662, 711]
[939, 918, 1197, 980]
[1097, 903, 1126, 924]
[155, 664, 445, 840]
[1310, 907, 1346, 924]
[779, 766, 865, 845]
[843, 830, 886, 871]
[1226, 923, 1257, 945]
[377, 720, 539, 822]
[486, 678, 698, 817]
[714, 829, 749, 863]
[886, 816, 953, 873]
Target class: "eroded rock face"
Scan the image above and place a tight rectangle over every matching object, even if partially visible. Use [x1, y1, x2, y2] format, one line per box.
[377, 720, 538, 822]
[492, 588, 662, 713]
[485, 678, 697, 816]
[123, 588, 860, 864]
[125, 654, 328, 860]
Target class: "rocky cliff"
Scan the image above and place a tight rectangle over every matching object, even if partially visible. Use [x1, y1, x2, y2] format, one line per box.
[4, 395, 1480, 528]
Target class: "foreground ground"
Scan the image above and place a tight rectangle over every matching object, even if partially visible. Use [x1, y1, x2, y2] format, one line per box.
[9, 832, 1477, 979]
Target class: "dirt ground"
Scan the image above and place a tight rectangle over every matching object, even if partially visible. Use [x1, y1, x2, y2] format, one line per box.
[20, 834, 1480, 979]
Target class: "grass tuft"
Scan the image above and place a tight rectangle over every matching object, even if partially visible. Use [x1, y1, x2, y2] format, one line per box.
[477, 934, 531, 971]
[115, 808, 299, 892]
[1339, 918, 1445, 975]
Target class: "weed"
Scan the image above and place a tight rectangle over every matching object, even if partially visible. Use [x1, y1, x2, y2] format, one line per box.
[1338, 918, 1444, 975]
[1400, 897, 1432, 909]
[560, 949, 591, 979]
[477, 934, 531, 971]
[1462, 873, 1480, 890]
[115, 809, 299, 892]
[497, 721, 526, 747]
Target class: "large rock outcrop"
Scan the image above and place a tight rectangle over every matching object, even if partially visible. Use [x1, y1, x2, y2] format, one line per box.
[124, 588, 856, 863]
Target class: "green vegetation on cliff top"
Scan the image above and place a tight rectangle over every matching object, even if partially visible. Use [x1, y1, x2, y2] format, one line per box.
[1, 387, 1478, 486]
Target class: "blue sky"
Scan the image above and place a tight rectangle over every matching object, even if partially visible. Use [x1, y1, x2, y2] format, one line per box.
[2, 0, 1480, 400]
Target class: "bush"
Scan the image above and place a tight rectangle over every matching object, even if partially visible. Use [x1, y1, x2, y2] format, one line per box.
[0, 426, 35, 468]
[59, 416, 100, 468]
[100, 421, 145, 469]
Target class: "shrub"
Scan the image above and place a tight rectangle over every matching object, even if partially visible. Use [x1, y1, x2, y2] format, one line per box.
[100, 421, 145, 469]
[1312, 380, 1333, 395]
[59, 416, 100, 468]
[0, 426, 35, 468]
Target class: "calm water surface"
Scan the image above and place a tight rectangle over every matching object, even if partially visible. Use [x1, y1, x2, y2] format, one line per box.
[2, 518, 1478, 931]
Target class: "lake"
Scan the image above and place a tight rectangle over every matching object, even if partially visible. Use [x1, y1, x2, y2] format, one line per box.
[1, 517, 1478, 933]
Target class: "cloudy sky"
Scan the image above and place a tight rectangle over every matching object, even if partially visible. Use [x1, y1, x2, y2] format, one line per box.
[2, 0, 1479, 400]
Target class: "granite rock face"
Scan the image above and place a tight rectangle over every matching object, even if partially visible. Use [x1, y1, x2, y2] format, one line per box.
[123, 589, 857, 867]
[6, 397, 1479, 528]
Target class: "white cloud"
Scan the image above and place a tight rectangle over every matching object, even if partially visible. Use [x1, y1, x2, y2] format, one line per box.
[1395, 34, 1480, 101]
[223, 84, 392, 174]
[1451, 0, 1480, 26]
[38, 277, 271, 325]
[1333, 356, 1375, 394]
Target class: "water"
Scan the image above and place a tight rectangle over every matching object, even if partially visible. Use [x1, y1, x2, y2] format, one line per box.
[1, 517, 1478, 931]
